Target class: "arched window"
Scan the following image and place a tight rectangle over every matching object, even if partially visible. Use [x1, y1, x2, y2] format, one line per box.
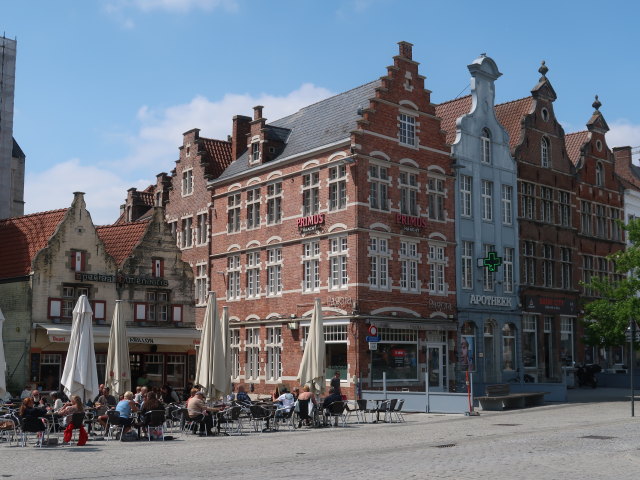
[541, 137, 550, 168]
[502, 323, 516, 371]
[595, 162, 604, 187]
[481, 128, 491, 164]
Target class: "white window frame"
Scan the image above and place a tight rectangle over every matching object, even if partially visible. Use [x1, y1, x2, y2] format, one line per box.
[195, 263, 208, 305]
[328, 164, 347, 211]
[481, 128, 491, 164]
[369, 236, 391, 290]
[267, 247, 283, 296]
[501, 185, 513, 225]
[428, 176, 445, 221]
[369, 164, 390, 211]
[541, 137, 550, 168]
[230, 329, 240, 379]
[428, 243, 446, 294]
[329, 236, 348, 290]
[523, 316, 538, 368]
[246, 328, 261, 380]
[246, 250, 261, 299]
[181, 216, 193, 249]
[247, 188, 261, 230]
[267, 182, 283, 225]
[481, 180, 493, 222]
[302, 240, 321, 293]
[302, 171, 320, 216]
[399, 113, 417, 147]
[503, 247, 514, 293]
[460, 175, 472, 217]
[226, 254, 241, 300]
[483, 244, 496, 291]
[560, 247, 571, 290]
[227, 193, 241, 233]
[461, 241, 473, 289]
[266, 326, 282, 381]
[399, 170, 418, 216]
[400, 240, 419, 292]
[181, 169, 193, 196]
[196, 212, 208, 245]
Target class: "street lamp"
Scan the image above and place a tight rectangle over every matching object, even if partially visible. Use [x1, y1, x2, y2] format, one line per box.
[626, 319, 639, 417]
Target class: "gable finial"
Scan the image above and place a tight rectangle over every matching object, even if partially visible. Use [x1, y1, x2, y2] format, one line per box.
[538, 60, 548, 79]
[592, 95, 602, 112]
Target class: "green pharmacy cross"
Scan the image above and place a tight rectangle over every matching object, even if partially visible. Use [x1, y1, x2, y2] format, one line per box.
[483, 252, 502, 272]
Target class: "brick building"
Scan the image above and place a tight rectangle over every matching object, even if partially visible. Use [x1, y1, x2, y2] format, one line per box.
[0, 193, 197, 393]
[208, 42, 458, 397]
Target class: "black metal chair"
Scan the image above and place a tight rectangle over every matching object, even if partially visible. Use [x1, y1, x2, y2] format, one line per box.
[142, 410, 166, 441]
[19, 416, 48, 447]
[326, 401, 347, 427]
[105, 410, 126, 441]
[249, 405, 272, 432]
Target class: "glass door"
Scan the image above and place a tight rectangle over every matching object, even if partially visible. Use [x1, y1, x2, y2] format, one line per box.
[427, 345, 444, 391]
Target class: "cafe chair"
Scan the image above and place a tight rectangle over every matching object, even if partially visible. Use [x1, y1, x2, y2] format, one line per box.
[0, 412, 20, 446]
[19, 416, 49, 447]
[272, 405, 295, 431]
[105, 410, 125, 441]
[219, 405, 243, 435]
[248, 405, 272, 433]
[295, 399, 315, 428]
[143, 410, 166, 441]
[325, 401, 347, 427]
[62, 412, 88, 446]
[391, 399, 406, 423]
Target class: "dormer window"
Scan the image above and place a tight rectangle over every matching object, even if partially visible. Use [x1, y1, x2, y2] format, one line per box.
[481, 128, 491, 164]
[182, 169, 193, 196]
[596, 162, 604, 187]
[251, 142, 260, 163]
[399, 113, 416, 147]
[541, 137, 550, 168]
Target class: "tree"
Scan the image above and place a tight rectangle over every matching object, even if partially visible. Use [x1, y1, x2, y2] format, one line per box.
[582, 219, 640, 348]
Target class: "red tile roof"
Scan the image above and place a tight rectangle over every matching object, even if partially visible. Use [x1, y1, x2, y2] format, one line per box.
[435, 95, 471, 145]
[565, 131, 589, 166]
[435, 95, 534, 151]
[0, 209, 67, 279]
[201, 138, 233, 178]
[96, 221, 149, 266]
[495, 97, 534, 151]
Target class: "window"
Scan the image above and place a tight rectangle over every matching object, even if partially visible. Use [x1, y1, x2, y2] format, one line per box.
[428, 244, 446, 294]
[70, 250, 86, 272]
[481, 128, 491, 164]
[226, 254, 241, 300]
[560, 318, 574, 366]
[302, 325, 349, 380]
[558, 191, 571, 227]
[481, 180, 493, 221]
[195, 263, 208, 305]
[230, 329, 240, 379]
[168, 221, 177, 243]
[144, 354, 163, 385]
[266, 327, 282, 381]
[544, 317, 554, 378]
[542, 245, 554, 287]
[251, 141, 260, 163]
[329, 165, 347, 211]
[329, 236, 348, 290]
[302, 171, 320, 216]
[503, 247, 514, 293]
[267, 247, 282, 296]
[541, 137, 550, 168]
[369, 165, 389, 210]
[582, 255, 594, 295]
[595, 162, 604, 187]
[246, 251, 261, 298]
[595, 204, 606, 238]
[460, 175, 472, 217]
[400, 240, 419, 292]
[461, 241, 473, 289]
[399, 171, 418, 216]
[523, 241, 536, 285]
[267, 182, 282, 224]
[428, 177, 445, 221]
[501, 185, 513, 225]
[521, 182, 536, 220]
[540, 187, 553, 223]
[181, 169, 193, 196]
[146, 290, 169, 322]
[502, 323, 516, 371]
[196, 212, 208, 245]
[247, 188, 261, 230]
[60, 285, 90, 318]
[399, 113, 416, 146]
[610, 208, 622, 241]
[227, 193, 241, 233]
[302, 241, 320, 293]
[165, 354, 185, 388]
[483, 244, 496, 291]
[246, 328, 260, 380]
[372, 328, 418, 381]
[523, 316, 538, 368]
[581, 201, 592, 235]
[181, 217, 193, 248]
[369, 236, 390, 289]
[560, 248, 572, 290]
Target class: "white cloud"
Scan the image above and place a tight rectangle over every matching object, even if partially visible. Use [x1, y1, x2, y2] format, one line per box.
[607, 120, 640, 149]
[111, 82, 334, 174]
[104, 0, 238, 27]
[24, 158, 149, 225]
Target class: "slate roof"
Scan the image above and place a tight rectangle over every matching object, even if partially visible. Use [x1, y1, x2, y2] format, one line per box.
[96, 221, 149, 266]
[565, 131, 589, 166]
[435, 95, 534, 151]
[0, 209, 67, 279]
[215, 80, 381, 182]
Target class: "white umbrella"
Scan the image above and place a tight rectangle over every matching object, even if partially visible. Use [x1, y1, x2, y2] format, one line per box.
[60, 295, 99, 402]
[105, 300, 131, 397]
[0, 307, 7, 399]
[195, 293, 231, 401]
[297, 298, 326, 394]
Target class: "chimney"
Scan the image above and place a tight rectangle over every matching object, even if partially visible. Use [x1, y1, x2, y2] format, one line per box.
[231, 115, 251, 160]
[253, 105, 264, 121]
[398, 41, 413, 60]
[613, 146, 632, 174]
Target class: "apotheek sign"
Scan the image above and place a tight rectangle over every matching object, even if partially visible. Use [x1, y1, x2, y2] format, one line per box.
[469, 295, 513, 307]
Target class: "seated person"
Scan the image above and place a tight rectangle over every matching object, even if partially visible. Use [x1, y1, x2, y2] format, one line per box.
[140, 392, 163, 415]
[58, 395, 85, 427]
[20, 385, 32, 400]
[31, 390, 47, 407]
[274, 387, 295, 413]
[235, 385, 252, 406]
[115, 391, 138, 434]
[187, 391, 219, 435]
[95, 387, 117, 413]
[321, 387, 343, 411]
[50, 392, 64, 412]
[19, 397, 47, 431]
[296, 386, 317, 426]
[160, 384, 180, 405]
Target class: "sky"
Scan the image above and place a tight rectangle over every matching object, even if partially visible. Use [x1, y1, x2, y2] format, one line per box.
[3, 0, 640, 225]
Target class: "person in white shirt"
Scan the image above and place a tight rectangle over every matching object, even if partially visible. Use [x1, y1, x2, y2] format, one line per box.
[274, 388, 295, 412]
[20, 385, 32, 400]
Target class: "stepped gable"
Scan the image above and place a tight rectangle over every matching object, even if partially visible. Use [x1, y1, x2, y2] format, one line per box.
[217, 80, 381, 181]
[96, 221, 149, 266]
[565, 131, 590, 166]
[435, 95, 471, 145]
[200, 137, 232, 178]
[0, 209, 67, 279]
[495, 97, 534, 151]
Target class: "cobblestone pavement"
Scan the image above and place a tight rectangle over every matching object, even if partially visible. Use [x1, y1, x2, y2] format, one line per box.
[2, 389, 640, 480]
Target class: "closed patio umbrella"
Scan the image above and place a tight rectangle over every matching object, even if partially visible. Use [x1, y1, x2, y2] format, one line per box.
[0, 307, 6, 400]
[297, 298, 326, 394]
[60, 295, 99, 402]
[195, 293, 231, 401]
[105, 300, 131, 397]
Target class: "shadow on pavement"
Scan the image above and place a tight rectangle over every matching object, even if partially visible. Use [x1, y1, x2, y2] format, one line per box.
[566, 387, 639, 403]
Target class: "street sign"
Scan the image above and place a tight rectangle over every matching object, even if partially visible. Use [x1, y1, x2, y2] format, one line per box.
[368, 342, 378, 350]
[368, 325, 378, 337]
[366, 335, 381, 342]
[625, 331, 640, 342]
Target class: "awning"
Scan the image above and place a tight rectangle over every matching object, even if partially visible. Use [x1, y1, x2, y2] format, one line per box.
[36, 323, 200, 346]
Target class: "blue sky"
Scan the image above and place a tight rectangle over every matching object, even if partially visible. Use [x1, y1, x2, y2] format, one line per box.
[4, 0, 639, 224]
